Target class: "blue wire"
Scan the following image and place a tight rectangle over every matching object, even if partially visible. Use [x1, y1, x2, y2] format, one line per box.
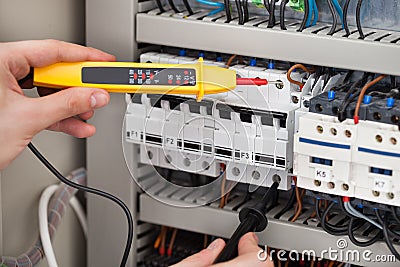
[311, 0, 318, 26]
[196, 0, 224, 16]
[332, 0, 344, 28]
[306, 0, 313, 27]
[208, 6, 224, 15]
[196, 0, 224, 7]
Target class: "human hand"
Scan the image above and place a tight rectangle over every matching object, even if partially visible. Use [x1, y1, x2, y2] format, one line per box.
[0, 40, 116, 170]
[171, 232, 274, 267]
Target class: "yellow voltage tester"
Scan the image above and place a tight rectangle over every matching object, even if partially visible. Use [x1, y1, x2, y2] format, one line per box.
[33, 58, 273, 101]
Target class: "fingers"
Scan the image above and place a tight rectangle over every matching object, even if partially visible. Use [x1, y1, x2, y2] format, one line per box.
[79, 110, 95, 121]
[28, 87, 109, 135]
[47, 117, 96, 138]
[10, 40, 116, 68]
[214, 233, 273, 267]
[170, 239, 226, 267]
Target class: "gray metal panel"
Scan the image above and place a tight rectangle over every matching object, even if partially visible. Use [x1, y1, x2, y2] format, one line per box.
[139, 194, 398, 267]
[137, 13, 400, 76]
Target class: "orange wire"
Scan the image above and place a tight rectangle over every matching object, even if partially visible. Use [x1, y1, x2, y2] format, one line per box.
[159, 227, 168, 255]
[284, 259, 290, 267]
[203, 234, 208, 248]
[354, 74, 386, 123]
[310, 259, 315, 267]
[328, 261, 335, 267]
[167, 228, 178, 257]
[291, 179, 304, 222]
[154, 230, 162, 249]
[226, 54, 237, 67]
[337, 262, 345, 267]
[287, 64, 315, 89]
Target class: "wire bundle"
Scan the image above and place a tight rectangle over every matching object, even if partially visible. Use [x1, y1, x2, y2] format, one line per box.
[197, 0, 225, 16]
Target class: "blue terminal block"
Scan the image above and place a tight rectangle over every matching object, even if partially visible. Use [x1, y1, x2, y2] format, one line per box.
[387, 97, 395, 108]
[178, 49, 187, 56]
[328, 91, 336, 100]
[198, 51, 205, 58]
[363, 95, 372, 104]
[268, 60, 275, 69]
[249, 58, 257, 66]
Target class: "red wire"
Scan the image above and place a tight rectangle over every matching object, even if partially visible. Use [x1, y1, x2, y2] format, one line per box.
[236, 78, 268, 86]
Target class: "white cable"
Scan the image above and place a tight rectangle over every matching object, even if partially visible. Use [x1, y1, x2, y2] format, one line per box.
[69, 197, 88, 238]
[39, 184, 88, 267]
[39, 184, 59, 267]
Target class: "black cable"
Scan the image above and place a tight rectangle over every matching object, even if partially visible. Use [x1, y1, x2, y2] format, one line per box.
[263, 0, 270, 13]
[356, 0, 365, 39]
[182, 0, 194, 15]
[242, 0, 249, 23]
[168, 0, 181, 13]
[274, 187, 296, 219]
[343, 0, 351, 36]
[375, 210, 400, 261]
[235, 0, 244, 25]
[318, 201, 350, 236]
[224, 0, 232, 22]
[280, 0, 289, 30]
[297, 0, 310, 32]
[391, 206, 400, 225]
[267, 0, 276, 28]
[327, 0, 338, 35]
[28, 143, 133, 267]
[347, 218, 382, 247]
[156, 0, 166, 13]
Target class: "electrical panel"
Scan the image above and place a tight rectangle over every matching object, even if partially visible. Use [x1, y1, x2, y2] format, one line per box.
[86, 1, 400, 266]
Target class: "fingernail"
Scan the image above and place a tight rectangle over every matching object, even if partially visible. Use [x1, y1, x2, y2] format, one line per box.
[207, 239, 222, 251]
[91, 92, 108, 108]
[252, 233, 259, 243]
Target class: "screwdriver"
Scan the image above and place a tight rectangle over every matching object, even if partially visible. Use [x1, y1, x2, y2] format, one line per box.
[213, 181, 279, 263]
[32, 58, 281, 101]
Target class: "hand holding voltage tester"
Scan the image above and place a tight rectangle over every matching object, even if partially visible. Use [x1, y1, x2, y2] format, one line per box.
[32, 58, 279, 101]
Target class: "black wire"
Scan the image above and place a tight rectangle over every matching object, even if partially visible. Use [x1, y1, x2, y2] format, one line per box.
[280, 0, 288, 30]
[316, 200, 349, 236]
[168, 0, 181, 13]
[235, 0, 244, 25]
[182, 0, 194, 15]
[356, 0, 365, 39]
[28, 143, 133, 267]
[243, 0, 249, 23]
[327, 0, 338, 35]
[267, 0, 276, 28]
[347, 218, 382, 247]
[375, 210, 400, 261]
[263, 0, 270, 13]
[343, 0, 351, 36]
[391, 206, 400, 225]
[224, 0, 232, 22]
[156, 0, 166, 13]
[274, 187, 296, 219]
[297, 0, 310, 32]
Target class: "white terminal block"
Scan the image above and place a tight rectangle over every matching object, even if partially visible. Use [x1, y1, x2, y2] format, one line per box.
[353, 121, 400, 206]
[294, 113, 356, 197]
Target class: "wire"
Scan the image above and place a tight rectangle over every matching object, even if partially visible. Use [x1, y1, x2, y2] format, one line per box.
[317, 200, 349, 236]
[203, 234, 208, 248]
[347, 218, 382, 247]
[224, 0, 232, 22]
[354, 75, 386, 123]
[327, 0, 338, 35]
[183, 0, 194, 15]
[167, 228, 178, 256]
[343, 201, 382, 230]
[391, 206, 400, 225]
[243, 0, 249, 23]
[274, 187, 296, 219]
[69, 197, 88, 238]
[219, 172, 227, 208]
[305, 0, 313, 27]
[226, 54, 237, 67]
[28, 143, 133, 267]
[155, 0, 166, 13]
[290, 181, 303, 222]
[287, 64, 315, 90]
[375, 210, 400, 261]
[356, 0, 364, 39]
[196, 0, 225, 16]
[235, 0, 244, 25]
[168, 0, 181, 13]
[332, 0, 344, 28]
[280, 0, 289, 30]
[39, 185, 60, 267]
[298, 0, 310, 31]
[311, 0, 319, 26]
[267, 0, 276, 28]
[343, 0, 351, 36]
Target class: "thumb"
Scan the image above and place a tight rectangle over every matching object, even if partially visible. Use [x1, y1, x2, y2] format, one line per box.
[238, 232, 260, 255]
[30, 87, 109, 133]
[170, 239, 225, 267]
